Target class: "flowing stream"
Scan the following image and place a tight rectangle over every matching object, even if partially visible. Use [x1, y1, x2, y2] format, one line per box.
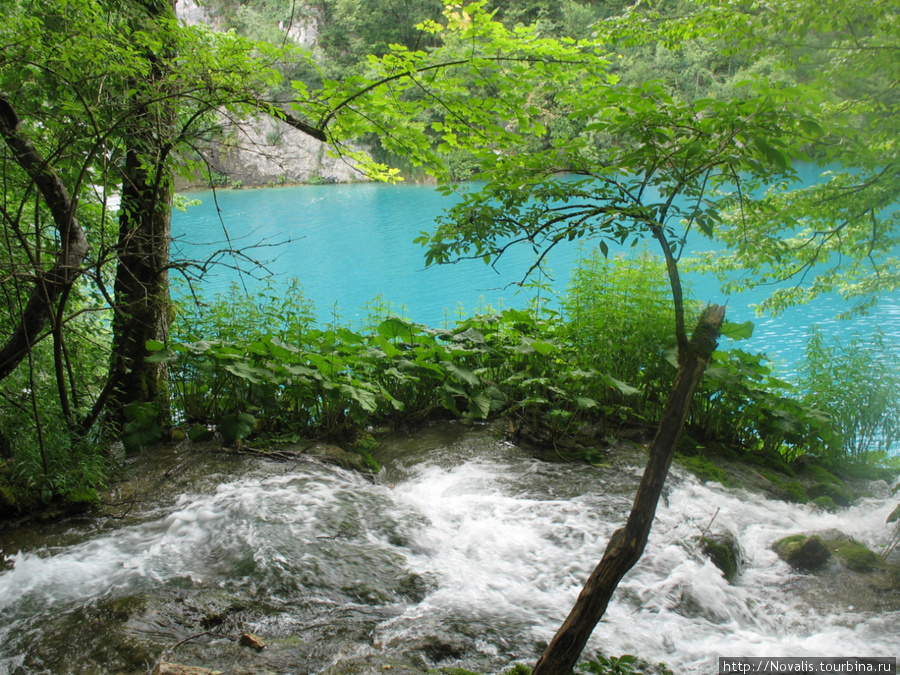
[1, 424, 898, 674]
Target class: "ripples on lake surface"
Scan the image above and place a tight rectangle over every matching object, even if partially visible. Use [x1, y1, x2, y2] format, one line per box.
[1, 425, 897, 674]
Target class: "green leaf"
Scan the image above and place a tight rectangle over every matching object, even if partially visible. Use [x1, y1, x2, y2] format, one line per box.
[220, 413, 256, 445]
[146, 339, 166, 352]
[603, 375, 640, 396]
[467, 390, 492, 419]
[444, 362, 481, 386]
[720, 320, 754, 341]
[529, 340, 556, 356]
[377, 317, 413, 341]
[122, 402, 162, 452]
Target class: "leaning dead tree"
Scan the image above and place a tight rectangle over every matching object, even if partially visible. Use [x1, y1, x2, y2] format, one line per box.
[532, 304, 726, 675]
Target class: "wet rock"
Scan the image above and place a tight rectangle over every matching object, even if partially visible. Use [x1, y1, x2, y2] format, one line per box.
[239, 632, 266, 650]
[811, 496, 838, 512]
[397, 572, 433, 602]
[319, 654, 427, 675]
[773, 534, 831, 570]
[868, 480, 891, 499]
[807, 482, 853, 507]
[306, 444, 371, 472]
[774, 532, 884, 573]
[414, 633, 475, 662]
[701, 531, 743, 581]
[828, 539, 880, 572]
[152, 663, 217, 675]
[183, 589, 249, 630]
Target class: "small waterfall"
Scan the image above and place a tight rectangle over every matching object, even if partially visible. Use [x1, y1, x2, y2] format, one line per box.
[1, 428, 897, 674]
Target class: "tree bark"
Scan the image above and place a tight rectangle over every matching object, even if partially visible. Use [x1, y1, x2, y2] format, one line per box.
[107, 144, 173, 422]
[531, 303, 726, 675]
[0, 94, 89, 383]
[105, 0, 177, 425]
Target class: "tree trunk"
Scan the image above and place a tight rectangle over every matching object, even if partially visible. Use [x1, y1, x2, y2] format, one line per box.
[105, 0, 177, 426]
[531, 304, 726, 675]
[107, 144, 173, 423]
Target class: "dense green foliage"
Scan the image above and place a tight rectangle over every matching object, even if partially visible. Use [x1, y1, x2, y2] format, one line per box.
[800, 328, 900, 463]
[140, 253, 839, 472]
[3, 3, 899, 674]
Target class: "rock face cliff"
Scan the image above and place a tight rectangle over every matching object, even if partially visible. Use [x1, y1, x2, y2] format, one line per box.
[203, 115, 367, 187]
[176, 0, 369, 187]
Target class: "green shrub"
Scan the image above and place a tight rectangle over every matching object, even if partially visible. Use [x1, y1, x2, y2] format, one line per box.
[692, 345, 835, 460]
[562, 250, 683, 419]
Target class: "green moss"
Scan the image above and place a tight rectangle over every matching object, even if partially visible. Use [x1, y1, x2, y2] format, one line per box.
[827, 540, 880, 572]
[808, 482, 853, 507]
[757, 467, 780, 483]
[811, 496, 838, 512]
[701, 534, 741, 581]
[744, 452, 795, 476]
[0, 485, 17, 508]
[773, 534, 831, 570]
[775, 534, 807, 549]
[506, 665, 532, 675]
[677, 455, 729, 486]
[804, 465, 843, 487]
[782, 481, 809, 504]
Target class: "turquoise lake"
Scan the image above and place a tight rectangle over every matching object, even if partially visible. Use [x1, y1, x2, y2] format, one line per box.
[171, 180, 900, 374]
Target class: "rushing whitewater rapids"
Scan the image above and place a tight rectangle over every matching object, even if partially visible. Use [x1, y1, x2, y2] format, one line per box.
[1, 424, 898, 674]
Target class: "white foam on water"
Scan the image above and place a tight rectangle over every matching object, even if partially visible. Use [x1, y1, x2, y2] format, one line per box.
[377, 459, 900, 671]
[1, 451, 897, 673]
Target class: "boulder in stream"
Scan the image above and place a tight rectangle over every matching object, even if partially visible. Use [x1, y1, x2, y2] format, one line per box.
[772, 534, 831, 570]
[773, 532, 884, 573]
[701, 531, 743, 581]
[239, 632, 266, 650]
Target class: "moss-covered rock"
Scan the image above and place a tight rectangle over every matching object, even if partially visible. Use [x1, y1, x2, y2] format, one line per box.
[808, 481, 854, 507]
[306, 444, 373, 472]
[827, 539, 880, 572]
[773, 534, 831, 570]
[744, 451, 796, 476]
[782, 481, 809, 504]
[677, 454, 730, 485]
[811, 496, 838, 512]
[774, 532, 885, 575]
[701, 531, 742, 581]
[804, 465, 843, 486]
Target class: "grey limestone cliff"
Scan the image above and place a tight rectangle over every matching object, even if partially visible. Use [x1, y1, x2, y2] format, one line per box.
[175, 0, 369, 187]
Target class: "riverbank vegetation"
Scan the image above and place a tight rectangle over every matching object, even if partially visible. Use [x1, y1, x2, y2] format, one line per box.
[4, 247, 897, 518]
[147, 252, 900, 473]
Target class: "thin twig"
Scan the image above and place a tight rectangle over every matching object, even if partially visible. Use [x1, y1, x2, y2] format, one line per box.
[689, 506, 721, 554]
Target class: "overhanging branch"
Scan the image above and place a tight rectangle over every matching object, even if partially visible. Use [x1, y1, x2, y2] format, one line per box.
[0, 93, 90, 382]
